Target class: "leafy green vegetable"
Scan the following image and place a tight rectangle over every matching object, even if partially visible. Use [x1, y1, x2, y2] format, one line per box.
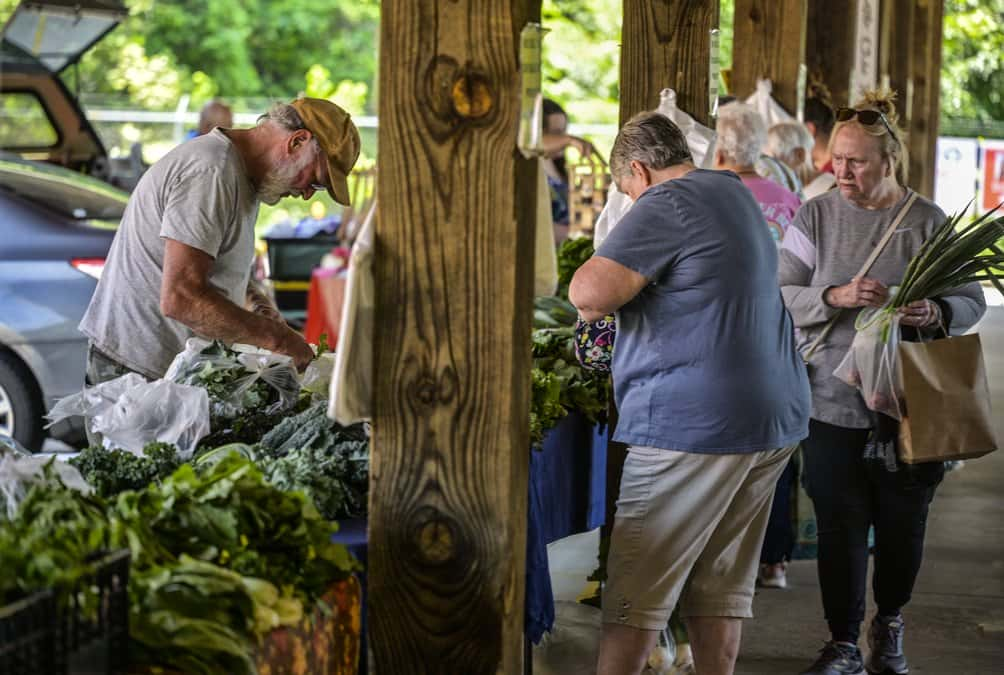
[316, 332, 331, 358]
[534, 295, 579, 328]
[69, 442, 181, 498]
[556, 236, 595, 299]
[529, 327, 610, 447]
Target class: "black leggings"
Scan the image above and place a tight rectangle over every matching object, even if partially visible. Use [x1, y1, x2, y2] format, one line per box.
[801, 419, 943, 644]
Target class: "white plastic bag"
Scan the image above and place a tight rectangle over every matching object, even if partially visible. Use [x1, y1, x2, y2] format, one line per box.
[47, 373, 211, 458]
[301, 353, 336, 396]
[744, 79, 796, 127]
[165, 338, 300, 419]
[0, 454, 93, 519]
[593, 186, 633, 249]
[655, 88, 718, 169]
[329, 200, 376, 424]
[833, 308, 904, 420]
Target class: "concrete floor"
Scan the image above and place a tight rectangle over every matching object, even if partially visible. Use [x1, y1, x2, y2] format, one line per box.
[535, 304, 1004, 675]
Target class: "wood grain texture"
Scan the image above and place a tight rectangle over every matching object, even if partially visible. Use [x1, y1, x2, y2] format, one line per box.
[806, 0, 856, 108]
[371, 2, 538, 673]
[732, 0, 808, 114]
[907, 0, 943, 198]
[880, 0, 915, 125]
[620, 0, 719, 126]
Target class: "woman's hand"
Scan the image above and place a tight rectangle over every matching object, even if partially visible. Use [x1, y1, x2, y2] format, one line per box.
[898, 299, 942, 328]
[824, 277, 889, 309]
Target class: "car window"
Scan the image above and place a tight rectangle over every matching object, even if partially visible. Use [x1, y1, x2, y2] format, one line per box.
[0, 160, 127, 221]
[0, 91, 58, 148]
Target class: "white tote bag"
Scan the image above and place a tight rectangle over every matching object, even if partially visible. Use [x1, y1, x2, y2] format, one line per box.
[328, 201, 376, 424]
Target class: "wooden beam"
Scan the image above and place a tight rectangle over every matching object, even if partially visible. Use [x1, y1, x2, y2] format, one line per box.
[806, 0, 857, 108]
[620, 0, 720, 126]
[371, 2, 539, 672]
[907, 0, 944, 198]
[879, 0, 943, 197]
[732, 0, 808, 115]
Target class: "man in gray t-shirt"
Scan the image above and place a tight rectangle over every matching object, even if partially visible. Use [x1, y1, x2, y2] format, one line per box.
[79, 97, 361, 380]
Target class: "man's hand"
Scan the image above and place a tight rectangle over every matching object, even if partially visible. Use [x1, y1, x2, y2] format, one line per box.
[824, 277, 889, 309]
[898, 299, 942, 328]
[271, 322, 315, 371]
[246, 278, 283, 322]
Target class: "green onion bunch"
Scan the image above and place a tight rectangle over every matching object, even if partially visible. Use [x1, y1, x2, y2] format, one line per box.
[890, 204, 1004, 308]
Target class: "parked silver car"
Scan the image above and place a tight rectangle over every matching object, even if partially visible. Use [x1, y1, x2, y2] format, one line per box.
[0, 154, 123, 449]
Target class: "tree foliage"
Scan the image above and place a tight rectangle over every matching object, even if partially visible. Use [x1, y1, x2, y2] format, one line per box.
[942, 0, 1004, 122]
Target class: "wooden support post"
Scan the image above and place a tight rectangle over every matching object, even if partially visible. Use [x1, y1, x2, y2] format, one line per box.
[371, 2, 539, 672]
[907, 0, 944, 198]
[806, 0, 856, 107]
[620, 0, 720, 126]
[732, 0, 808, 114]
[880, 0, 943, 197]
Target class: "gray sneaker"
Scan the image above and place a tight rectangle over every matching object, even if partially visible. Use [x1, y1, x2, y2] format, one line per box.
[801, 641, 865, 675]
[866, 615, 908, 674]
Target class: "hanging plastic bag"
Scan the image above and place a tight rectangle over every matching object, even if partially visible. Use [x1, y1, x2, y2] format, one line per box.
[0, 453, 93, 519]
[744, 78, 796, 127]
[165, 338, 300, 419]
[833, 308, 904, 420]
[655, 88, 718, 169]
[535, 157, 559, 296]
[46, 373, 211, 458]
[329, 199, 376, 424]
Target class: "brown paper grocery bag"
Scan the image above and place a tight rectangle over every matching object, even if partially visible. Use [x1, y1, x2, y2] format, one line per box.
[898, 333, 998, 464]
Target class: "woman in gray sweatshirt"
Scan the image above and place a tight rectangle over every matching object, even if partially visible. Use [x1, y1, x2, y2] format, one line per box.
[778, 91, 986, 675]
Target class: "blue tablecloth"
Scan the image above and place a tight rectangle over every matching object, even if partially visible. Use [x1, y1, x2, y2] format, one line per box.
[332, 411, 607, 659]
[525, 412, 607, 643]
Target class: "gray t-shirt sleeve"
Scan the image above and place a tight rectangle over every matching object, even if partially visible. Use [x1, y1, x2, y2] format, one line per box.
[595, 194, 677, 281]
[159, 168, 235, 258]
[779, 202, 840, 328]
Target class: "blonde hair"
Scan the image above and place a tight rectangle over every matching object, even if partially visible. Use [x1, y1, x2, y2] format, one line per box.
[829, 88, 909, 185]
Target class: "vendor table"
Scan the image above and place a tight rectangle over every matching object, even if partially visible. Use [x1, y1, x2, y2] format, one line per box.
[331, 411, 607, 671]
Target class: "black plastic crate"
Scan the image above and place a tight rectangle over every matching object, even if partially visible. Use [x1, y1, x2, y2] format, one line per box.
[265, 236, 339, 281]
[0, 549, 131, 675]
[0, 590, 57, 675]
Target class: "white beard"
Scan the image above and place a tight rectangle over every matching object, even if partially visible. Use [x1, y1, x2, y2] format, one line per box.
[258, 149, 315, 205]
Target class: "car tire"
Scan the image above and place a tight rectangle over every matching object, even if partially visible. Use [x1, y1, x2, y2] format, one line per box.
[0, 351, 45, 452]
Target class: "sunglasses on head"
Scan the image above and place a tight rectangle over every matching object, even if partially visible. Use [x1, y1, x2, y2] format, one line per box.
[835, 107, 899, 144]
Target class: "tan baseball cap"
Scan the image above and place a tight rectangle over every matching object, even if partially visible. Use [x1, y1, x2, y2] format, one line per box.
[290, 97, 361, 206]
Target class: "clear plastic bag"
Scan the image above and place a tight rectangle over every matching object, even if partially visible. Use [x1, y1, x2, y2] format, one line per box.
[165, 338, 301, 419]
[301, 353, 336, 396]
[46, 373, 211, 458]
[0, 454, 92, 519]
[655, 88, 718, 169]
[0, 434, 31, 459]
[744, 78, 796, 127]
[833, 308, 904, 420]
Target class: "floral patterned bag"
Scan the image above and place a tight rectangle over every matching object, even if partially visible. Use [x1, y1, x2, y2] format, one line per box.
[574, 315, 616, 372]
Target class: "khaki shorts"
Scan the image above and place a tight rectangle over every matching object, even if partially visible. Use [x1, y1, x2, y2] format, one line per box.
[602, 444, 796, 629]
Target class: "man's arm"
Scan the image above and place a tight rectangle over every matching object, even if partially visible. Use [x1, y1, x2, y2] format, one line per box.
[245, 276, 283, 322]
[569, 256, 649, 322]
[160, 239, 314, 369]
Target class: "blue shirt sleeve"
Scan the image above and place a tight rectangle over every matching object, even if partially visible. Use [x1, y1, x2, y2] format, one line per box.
[594, 187, 680, 281]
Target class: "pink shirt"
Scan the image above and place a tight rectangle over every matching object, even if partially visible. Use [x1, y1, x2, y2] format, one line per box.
[741, 175, 802, 245]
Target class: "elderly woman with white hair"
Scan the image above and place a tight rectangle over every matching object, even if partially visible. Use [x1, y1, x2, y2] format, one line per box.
[714, 102, 802, 245]
[767, 122, 836, 200]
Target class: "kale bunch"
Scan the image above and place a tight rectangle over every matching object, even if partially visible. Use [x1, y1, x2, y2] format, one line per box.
[69, 442, 181, 498]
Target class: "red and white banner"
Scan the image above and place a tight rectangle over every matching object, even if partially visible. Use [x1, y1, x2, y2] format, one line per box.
[980, 140, 1004, 213]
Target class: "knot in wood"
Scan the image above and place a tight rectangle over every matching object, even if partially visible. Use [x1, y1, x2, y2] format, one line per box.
[415, 374, 438, 406]
[451, 73, 493, 119]
[416, 517, 456, 565]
